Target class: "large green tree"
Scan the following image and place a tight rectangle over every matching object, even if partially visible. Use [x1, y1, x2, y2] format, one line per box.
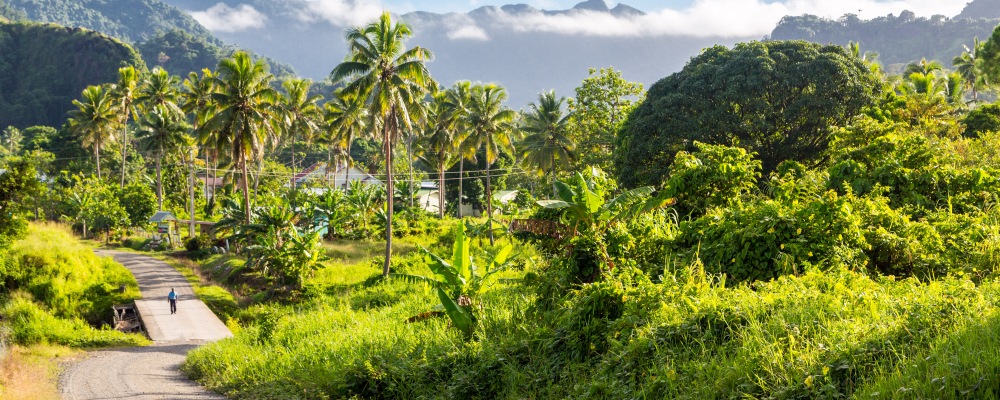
[567, 67, 643, 173]
[615, 40, 881, 188]
[519, 90, 574, 197]
[330, 12, 435, 276]
[201, 51, 279, 223]
[0, 157, 41, 249]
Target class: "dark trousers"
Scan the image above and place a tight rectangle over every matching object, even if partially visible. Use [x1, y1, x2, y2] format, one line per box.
[169, 298, 177, 314]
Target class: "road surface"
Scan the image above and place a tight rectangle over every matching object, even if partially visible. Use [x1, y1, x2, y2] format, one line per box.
[60, 250, 231, 400]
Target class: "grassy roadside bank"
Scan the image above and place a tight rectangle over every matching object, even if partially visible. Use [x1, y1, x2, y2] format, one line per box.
[0, 223, 149, 398]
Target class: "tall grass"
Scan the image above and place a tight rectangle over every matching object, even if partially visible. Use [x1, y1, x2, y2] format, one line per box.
[185, 238, 1000, 399]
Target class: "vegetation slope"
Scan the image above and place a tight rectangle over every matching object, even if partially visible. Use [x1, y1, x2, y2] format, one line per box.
[0, 0, 212, 43]
[0, 20, 144, 128]
[771, 9, 997, 69]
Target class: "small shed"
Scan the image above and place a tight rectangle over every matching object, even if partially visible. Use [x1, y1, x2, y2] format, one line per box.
[148, 211, 180, 245]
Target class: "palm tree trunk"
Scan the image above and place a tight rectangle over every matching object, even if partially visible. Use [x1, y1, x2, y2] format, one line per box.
[486, 161, 494, 246]
[252, 158, 263, 201]
[551, 153, 557, 198]
[120, 113, 129, 188]
[210, 153, 218, 205]
[241, 155, 251, 223]
[458, 158, 464, 218]
[156, 147, 163, 211]
[382, 113, 395, 277]
[204, 151, 210, 202]
[95, 138, 102, 179]
[345, 141, 353, 189]
[188, 150, 196, 238]
[291, 137, 297, 189]
[407, 133, 414, 209]
[438, 158, 445, 219]
[326, 147, 333, 186]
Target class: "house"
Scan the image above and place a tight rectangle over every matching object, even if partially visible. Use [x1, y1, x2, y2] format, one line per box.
[416, 181, 444, 214]
[198, 176, 225, 198]
[293, 161, 382, 189]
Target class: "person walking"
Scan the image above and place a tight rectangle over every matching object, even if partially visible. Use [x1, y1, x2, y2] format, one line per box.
[168, 288, 177, 314]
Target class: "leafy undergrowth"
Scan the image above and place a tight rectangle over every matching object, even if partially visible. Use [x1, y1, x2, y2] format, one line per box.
[185, 242, 1000, 399]
[0, 223, 148, 348]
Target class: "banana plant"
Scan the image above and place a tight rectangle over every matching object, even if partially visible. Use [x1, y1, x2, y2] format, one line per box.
[392, 224, 515, 338]
[537, 168, 675, 236]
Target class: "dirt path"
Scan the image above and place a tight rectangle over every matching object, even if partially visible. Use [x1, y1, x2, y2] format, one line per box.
[59, 250, 230, 400]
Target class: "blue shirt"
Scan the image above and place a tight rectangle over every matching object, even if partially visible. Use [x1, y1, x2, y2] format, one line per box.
[168, 291, 176, 300]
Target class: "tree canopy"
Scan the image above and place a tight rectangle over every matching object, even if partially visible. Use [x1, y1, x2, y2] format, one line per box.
[615, 40, 881, 188]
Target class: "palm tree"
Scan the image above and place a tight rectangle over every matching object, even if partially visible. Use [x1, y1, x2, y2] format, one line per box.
[182, 69, 218, 203]
[464, 83, 517, 245]
[330, 12, 436, 276]
[278, 78, 323, 188]
[112, 66, 140, 188]
[954, 38, 990, 103]
[136, 105, 192, 210]
[137, 67, 184, 117]
[68, 85, 119, 179]
[905, 58, 945, 77]
[519, 90, 575, 197]
[324, 88, 368, 188]
[1, 126, 22, 155]
[417, 92, 460, 218]
[443, 81, 474, 217]
[201, 51, 279, 223]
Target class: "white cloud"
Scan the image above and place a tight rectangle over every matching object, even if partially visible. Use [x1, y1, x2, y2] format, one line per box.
[448, 24, 490, 40]
[444, 14, 489, 40]
[191, 3, 268, 33]
[295, 0, 384, 27]
[483, 0, 969, 38]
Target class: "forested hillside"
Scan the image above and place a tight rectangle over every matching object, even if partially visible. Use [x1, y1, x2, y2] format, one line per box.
[0, 0, 212, 43]
[957, 0, 1000, 20]
[770, 11, 998, 68]
[0, 21, 143, 128]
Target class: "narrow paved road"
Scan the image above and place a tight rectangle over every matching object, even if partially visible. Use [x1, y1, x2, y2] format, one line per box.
[60, 250, 231, 400]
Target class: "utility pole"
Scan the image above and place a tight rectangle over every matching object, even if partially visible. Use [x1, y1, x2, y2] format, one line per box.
[189, 147, 196, 239]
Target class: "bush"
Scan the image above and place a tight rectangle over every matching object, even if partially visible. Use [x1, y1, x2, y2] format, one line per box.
[185, 234, 212, 252]
[0, 223, 146, 347]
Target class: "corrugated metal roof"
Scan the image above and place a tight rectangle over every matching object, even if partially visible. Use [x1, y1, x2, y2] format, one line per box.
[148, 211, 177, 222]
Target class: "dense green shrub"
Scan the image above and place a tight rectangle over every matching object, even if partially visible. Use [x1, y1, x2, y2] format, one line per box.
[963, 103, 1000, 138]
[663, 142, 761, 217]
[674, 191, 869, 283]
[185, 234, 211, 253]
